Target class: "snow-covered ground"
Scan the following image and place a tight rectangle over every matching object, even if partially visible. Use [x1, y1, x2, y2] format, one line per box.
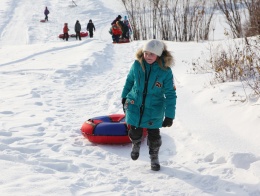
[0, 0, 260, 195]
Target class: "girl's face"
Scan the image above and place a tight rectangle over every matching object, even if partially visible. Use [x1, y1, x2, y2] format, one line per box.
[143, 51, 158, 64]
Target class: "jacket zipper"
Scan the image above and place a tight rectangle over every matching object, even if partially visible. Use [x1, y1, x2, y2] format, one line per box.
[138, 70, 141, 86]
[152, 76, 158, 89]
[138, 65, 152, 127]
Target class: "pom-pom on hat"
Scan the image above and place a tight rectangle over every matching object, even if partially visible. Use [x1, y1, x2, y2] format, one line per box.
[142, 39, 164, 57]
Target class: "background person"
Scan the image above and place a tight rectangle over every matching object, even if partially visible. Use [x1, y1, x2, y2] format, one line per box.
[74, 20, 81, 40]
[86, 19, 95, 38]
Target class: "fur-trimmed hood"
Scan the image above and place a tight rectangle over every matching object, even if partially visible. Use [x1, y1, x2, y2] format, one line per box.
[135, 42, 174, 70]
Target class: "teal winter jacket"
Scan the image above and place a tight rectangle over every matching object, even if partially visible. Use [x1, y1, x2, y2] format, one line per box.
[121, 57, 177, 129]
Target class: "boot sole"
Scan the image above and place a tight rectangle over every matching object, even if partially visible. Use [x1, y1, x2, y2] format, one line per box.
[131, 152, 139, 160]
[151, 164, 160, 171]
[151, 167, 160, 171]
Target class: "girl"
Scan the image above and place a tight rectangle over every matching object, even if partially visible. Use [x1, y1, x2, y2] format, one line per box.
[121, 39, 177, 171]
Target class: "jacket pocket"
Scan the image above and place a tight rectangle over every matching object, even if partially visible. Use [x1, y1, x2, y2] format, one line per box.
[125, 98, 138, 112]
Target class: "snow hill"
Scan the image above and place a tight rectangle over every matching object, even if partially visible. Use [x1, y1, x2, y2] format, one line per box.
[0, 0, 260, 195]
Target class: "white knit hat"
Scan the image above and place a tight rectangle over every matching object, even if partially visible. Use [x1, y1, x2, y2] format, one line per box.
[142, 39, 164, 56]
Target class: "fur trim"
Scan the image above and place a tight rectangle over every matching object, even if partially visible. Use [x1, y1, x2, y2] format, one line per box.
[135, 42, 174, 71]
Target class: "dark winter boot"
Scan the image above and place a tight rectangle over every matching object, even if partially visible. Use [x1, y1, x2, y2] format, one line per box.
[148, 139, 162, 171]
[128, 126, 143, 161]
[150, 148, 160, 171]
[131, 140, 141, 160]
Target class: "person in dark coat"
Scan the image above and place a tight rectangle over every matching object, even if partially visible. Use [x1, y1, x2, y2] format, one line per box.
[74, 20, 81, 40]
[117, 21, 129, 39]
[44, 7, 49, 21]
[111, 15, 122, 25]
[123, 16, 132, 37]
[86, 19, 95, 38]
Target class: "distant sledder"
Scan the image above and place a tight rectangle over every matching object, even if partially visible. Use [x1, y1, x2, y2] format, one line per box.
[63, 23, 69, 41]
[109, 15, 131, 44]
[74, 20, 82, 41]
[123, 16, 132, 37]
[86, 19, 96, 38]
[111, 23, 122, 43]
[40, 7, 49, 22]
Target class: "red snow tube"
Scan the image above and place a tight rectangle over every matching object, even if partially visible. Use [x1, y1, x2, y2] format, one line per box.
[58, 34, 65, 38]
[58, 32, 88, 38]
[113, 38, 130, 44]
[81, 114, 147, 144]
[80, 32, 88, 37]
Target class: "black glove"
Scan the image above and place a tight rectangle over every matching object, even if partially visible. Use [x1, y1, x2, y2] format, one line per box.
[122, 98, 126, 113]
[162, 117, 173, 127]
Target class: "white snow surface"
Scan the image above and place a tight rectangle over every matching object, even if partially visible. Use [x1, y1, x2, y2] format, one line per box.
[1, 0, 260, 195]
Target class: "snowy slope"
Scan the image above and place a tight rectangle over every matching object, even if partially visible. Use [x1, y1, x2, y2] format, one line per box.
[0, 0, 260, 195]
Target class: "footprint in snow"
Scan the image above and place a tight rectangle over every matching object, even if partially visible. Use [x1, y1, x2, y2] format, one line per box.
[230, 153, 260, 169]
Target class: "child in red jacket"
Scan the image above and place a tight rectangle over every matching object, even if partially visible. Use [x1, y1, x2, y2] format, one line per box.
[63, 23, 69, 41]
[111, 23, 122, 43]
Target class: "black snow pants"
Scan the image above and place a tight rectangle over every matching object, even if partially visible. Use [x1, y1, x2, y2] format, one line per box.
[75, 31, 81, 40]
[128, 125, 161, 144]
[89, 30, 94, 38]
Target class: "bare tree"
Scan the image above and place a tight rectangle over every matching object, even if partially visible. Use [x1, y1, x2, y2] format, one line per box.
[122, 0, 215, 41]
[243, 0, 260, 37]
[216, 0, 243, 38]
